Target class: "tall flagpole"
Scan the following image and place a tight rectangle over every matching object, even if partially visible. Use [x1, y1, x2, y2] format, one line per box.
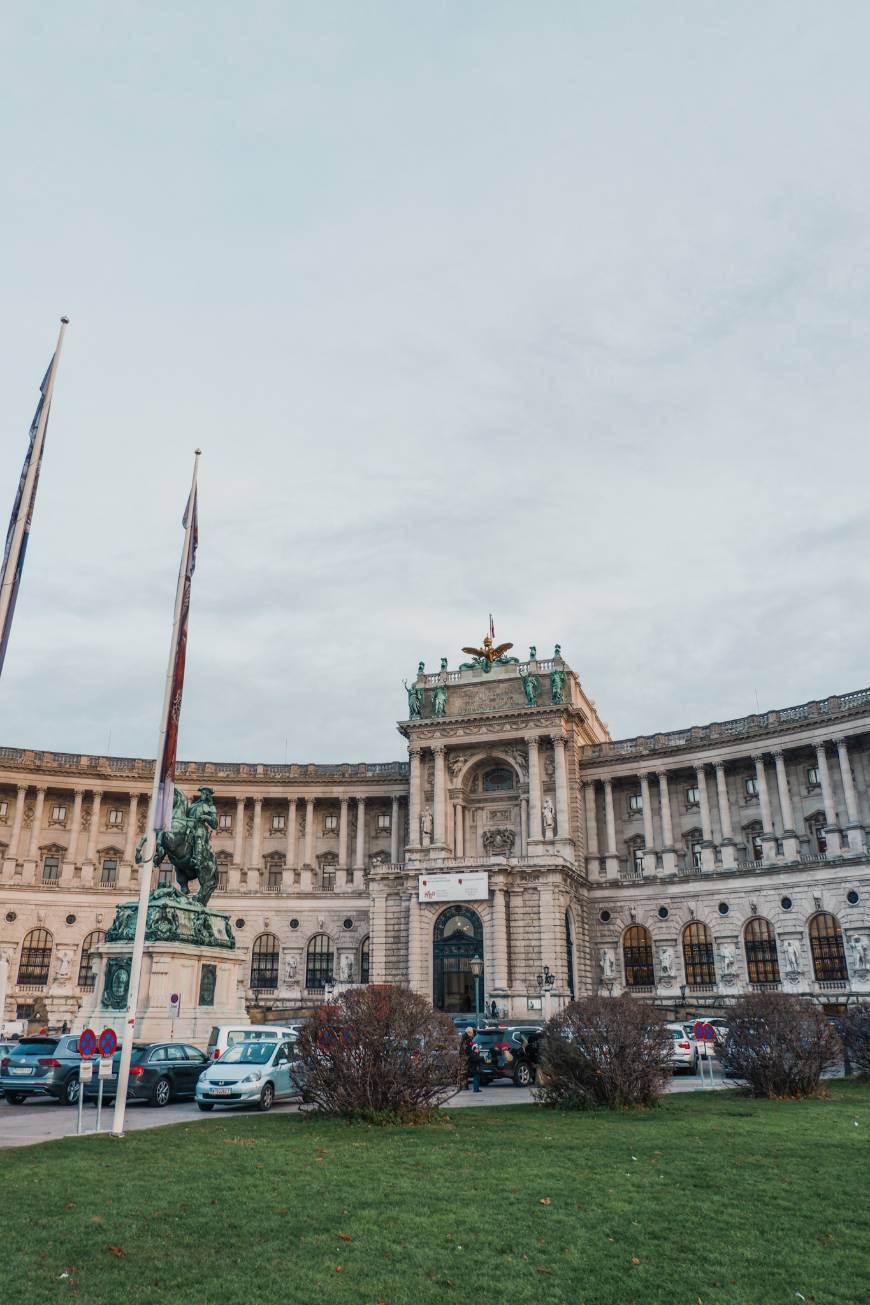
[0, 316, 69, 673]
[111, 449, 201, 1138]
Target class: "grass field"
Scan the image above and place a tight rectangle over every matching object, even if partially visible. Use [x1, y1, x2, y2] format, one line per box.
[2, 1083, 869, 1305]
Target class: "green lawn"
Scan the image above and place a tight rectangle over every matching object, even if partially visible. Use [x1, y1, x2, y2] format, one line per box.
[3, 1084, 869, 1305]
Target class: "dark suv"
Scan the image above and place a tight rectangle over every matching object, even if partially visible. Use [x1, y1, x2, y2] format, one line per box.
[472, 1024, 544, 1086]
[84, 1042, 208, 1107]
[1, 1035, 86, 1105]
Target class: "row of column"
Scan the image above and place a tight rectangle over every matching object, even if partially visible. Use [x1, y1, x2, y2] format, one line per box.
[587, 736, 864, 874]
[1, 786, 405, 872]
[408, 735, 572, 853]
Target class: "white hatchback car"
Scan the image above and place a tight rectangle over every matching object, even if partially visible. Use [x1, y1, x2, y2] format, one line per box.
[666, 1023, 697, 1072]
[196, 1040, 306, 1112]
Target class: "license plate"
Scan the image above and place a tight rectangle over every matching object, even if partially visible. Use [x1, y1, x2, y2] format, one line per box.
[208, 1087, 232, 1096]
[9, 1067, 32, 1075]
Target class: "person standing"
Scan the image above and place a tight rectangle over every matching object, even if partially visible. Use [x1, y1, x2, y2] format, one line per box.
[459, 1025, 481, 1093]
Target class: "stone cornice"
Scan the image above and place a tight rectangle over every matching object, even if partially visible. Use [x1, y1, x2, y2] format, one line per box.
[397, 703, 585, 742]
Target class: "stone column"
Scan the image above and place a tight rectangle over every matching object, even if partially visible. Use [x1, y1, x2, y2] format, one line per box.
[491, 886, 508, 993]
[123, 793, 139, 863]
[520, 795, 529, 858]
[370, 893, 387, 983]
[694, 766, 715, 870]
[639, 773, 657, 875]
[251, 797, 263, 876]
[551, 735, 571, 845]
[233, 798, 245, 865]
[452, 800, 464, 857]
[286, 798, 298, 867]
[815, 743, 839, 850]
[432, 746, 447, 848]
[657, 772, 677, 873]
[24, 786, 46, 863]
[602, 779, 619, 877]
[713, 763, 736, 868]
[390, 796, 400, 863]
[8, 785, 27, 862]
[338, 797, 349, 869]
[406, 891, 421, 991]
[354, 797, 366, 870]
[83, 790, 100, 862]
[527, 738, 543, 845]
[834, 737, 864, 852]
[66, 789, 84, 862]
[753, 754, 778, 861]
[583, 783, 599, 874]
[303, 798, 315, 869]
[772, 751, 800, 860]
[408, 747, 422, 849]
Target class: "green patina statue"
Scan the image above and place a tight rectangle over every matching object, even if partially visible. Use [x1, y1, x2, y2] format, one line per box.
[522, 670, 540, 706]
[551, 667, 566, 704]
[137, 785, 219, 907]
[432, 682, 448, 716]
[404, 678, 423, 719]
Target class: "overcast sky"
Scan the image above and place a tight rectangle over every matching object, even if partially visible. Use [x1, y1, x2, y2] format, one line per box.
[2, 3, 870, 764]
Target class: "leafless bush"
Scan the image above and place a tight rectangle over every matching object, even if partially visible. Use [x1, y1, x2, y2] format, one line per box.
[717, 992, 839, 1098]
[294, 985, 460, 1123]
[535, 996, 672, 1110]
[836, 1002, 870, 1078]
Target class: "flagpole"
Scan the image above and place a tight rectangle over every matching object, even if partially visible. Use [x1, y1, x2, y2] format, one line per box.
[0, 316, 69, 668]
[111, 449, 201, 1138]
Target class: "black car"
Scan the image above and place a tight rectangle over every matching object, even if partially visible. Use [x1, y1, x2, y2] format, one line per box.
[472, 1024, 544, 1086]
[83, 1041, 208, 1107]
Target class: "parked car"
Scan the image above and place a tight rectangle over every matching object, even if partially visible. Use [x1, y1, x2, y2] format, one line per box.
[206, 1024, 301, 1060]
[666, 1024, 697, 1072]
[84, 1042, 208, 1107]
[682, 1020, 728, 1059]
[471, 1024, 544, 1085]
[1, 1034, 86, 1105]
[195, 1040, 305, 1112]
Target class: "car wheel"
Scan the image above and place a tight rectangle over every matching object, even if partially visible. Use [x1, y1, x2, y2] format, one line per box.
[60, 1076, 80, 1106]
[4, 1091, 26, 1105]
[197, 1102, 214, 1112]
[151, 1077, 171, 1108]
[258, 1082, 274, 1112]
[513, 1062, 533, 1088]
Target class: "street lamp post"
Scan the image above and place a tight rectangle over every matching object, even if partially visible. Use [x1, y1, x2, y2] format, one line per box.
[470, 954, 483, 1026]
[537, 965, 556, 1021]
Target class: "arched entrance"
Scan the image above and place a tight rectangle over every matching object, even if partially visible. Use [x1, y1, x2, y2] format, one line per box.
[433, 906, 484, 1014]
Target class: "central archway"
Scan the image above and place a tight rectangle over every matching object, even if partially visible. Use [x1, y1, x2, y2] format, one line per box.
[433, 906, 484, 1014]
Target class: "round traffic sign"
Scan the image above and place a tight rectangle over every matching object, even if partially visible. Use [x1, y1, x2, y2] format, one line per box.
[693, 1020, 715, 1042]
[79, 1028, 97, 1058]
[98, 1028, 117, 1057]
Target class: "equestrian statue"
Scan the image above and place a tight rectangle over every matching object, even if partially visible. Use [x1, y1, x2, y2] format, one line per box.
[136, 785, 219, 908]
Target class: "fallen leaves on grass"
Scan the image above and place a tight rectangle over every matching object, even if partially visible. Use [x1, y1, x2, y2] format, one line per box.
[107, 1246, 125, 1258]
[631, 1256, 641, 1265]
[338, 1233, 353, 1243]
[538, 1197, 552, 1205]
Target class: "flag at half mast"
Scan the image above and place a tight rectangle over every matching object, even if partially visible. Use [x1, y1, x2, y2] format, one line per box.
[154, 455, 200, 830]
[0, 318, 69, 677]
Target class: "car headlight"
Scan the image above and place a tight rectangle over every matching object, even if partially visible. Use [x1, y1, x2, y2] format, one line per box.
[240, 1071, 262, 1084]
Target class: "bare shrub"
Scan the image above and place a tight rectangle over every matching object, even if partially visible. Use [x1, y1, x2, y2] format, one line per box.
[717, 992, 839, 1098]
[837, 1002, 870, 1077]
[535, 996, 672, 1110]
[294, 985, 460, 1123]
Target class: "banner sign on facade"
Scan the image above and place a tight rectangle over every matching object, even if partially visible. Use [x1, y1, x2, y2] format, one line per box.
[419, 872, 489, 903]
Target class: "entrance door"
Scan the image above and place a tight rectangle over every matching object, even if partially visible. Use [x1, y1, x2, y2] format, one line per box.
[433, 906, 484, 1014]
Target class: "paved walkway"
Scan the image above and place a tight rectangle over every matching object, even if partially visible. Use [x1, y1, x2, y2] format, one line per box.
[0, 1070, 730, 1149]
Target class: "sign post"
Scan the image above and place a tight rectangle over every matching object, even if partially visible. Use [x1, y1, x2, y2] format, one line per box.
[692, 1020, 716, 1087]
[96, 1055, 112, 1133]
[76, 1059, 93, 1136]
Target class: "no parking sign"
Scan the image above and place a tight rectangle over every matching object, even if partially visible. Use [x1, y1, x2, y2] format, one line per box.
[79, 1028, 97, 1058]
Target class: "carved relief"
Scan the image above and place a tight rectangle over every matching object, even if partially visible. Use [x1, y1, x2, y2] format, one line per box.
[482, 827, 515, 855]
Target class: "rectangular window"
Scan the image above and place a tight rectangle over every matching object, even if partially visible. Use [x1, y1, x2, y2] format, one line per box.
[807, 767, 820, 789]
[156, 866, 172, 888]
[750, 833, 763, 861]
[107, 809, 123, 826]
[0, 800, 7, 819]
[42, 857, 60, 883]
[218, 813, 232, 830]
[744, 777, 759, 798]
[628, 793, 643, 813]
[324, 814, 338, 833]
[811, 823, 827, 855]
[267, 869, 283, 890]
[691, 841, 703, 869]
[217, 870, 229, 891]
[686, 787, 700, 808]
[632, 846, 645, 873]
[377, 813, 391, 831]
[271, 814, 285, 831]
[51, 804, 67, 823]
[100, 859, 118, 886]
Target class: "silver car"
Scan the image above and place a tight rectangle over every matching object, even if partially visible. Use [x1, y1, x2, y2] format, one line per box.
[1, 1034, 85, 1105]
[195, 1040, 305, 1112]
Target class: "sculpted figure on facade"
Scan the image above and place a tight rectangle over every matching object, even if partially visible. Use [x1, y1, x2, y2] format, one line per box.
[599, 948, 616, 981]
[340, 953, 354, 983]
[850, 934, 870, 971]
[783, 938, 802, 974]
[420, 808, 433, 845]
[659, 946, 675, 979]
[404, 679, 423, 720]
[286, 955, 298, 982]
[521, 670, 540, 706]
[432, 682, 448, 717]
[719, 943, 737, 983]
[551, 666, 566, 705]
[542, 798, 555, 838]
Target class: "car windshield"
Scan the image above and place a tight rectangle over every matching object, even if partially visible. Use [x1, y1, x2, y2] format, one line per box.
[227, 1029, 278, 1046]
[12, 1039, 58, 1056]
[219, 1043, 275, 1065]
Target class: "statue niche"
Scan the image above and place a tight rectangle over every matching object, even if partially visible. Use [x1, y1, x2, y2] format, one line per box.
[462, 758, 522, 858]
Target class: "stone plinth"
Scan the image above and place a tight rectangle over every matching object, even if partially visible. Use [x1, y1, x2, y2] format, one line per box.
[74, 939, 247, 1047]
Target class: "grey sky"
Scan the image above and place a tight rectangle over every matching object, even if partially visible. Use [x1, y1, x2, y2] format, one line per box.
[2, 3, 870, 763]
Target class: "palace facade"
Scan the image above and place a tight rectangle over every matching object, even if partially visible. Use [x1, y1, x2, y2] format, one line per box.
[2, 645, 869, 1030]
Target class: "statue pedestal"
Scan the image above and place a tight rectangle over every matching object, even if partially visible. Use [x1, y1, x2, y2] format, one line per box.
[74, 939, 247, 1046]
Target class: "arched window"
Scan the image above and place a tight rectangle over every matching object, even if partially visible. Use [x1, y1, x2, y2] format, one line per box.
[250, 933, 280, 991]
[306, 934, 335, 990]
[433, 906, 484, 1013]
[623, 925, 655, 987]
[809, 912, 848, 982]
[359, 936, 370, 985]
[483, 767, 514, 792]
[78, 931, 106, 989]
[565, 912, 575, 999]
[17, 928, 53, 986]
[744, 918, 780, 985]
[682, 921, 716, 987]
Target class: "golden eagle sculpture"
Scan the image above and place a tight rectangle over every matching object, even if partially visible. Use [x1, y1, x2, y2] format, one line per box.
[461, 616, 516, 671]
